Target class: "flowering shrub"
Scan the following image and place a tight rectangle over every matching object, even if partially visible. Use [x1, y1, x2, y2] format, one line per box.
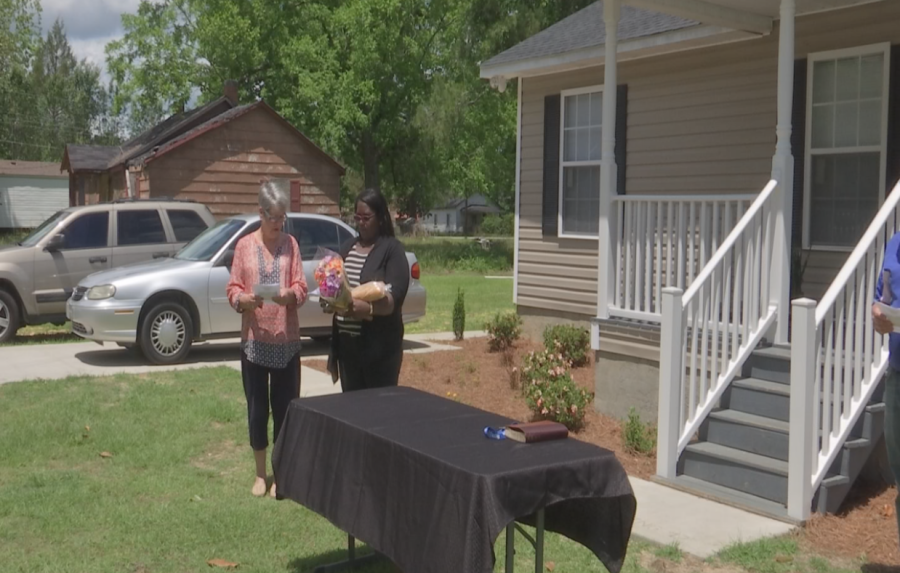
[543, 324, 590, 367]
[485, 312, 522, 352]
[521, 349, 593, 429]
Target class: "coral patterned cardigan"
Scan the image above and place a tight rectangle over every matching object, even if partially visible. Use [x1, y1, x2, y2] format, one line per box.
[226, 232, 308, 369]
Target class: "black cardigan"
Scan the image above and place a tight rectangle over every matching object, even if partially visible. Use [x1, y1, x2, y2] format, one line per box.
[327, 235, 410, 376]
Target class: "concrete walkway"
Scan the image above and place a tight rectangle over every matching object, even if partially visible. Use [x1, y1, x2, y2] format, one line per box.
[0, 328, 794, 557]
[0, 331, 485, 386]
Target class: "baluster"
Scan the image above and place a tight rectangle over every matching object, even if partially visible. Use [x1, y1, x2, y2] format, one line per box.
[832, 295, 845, 443]
[711, 264, 722, 392]
[842, 287, 854, 420]
[822, 313, 835, 455]
[615, 201, 623, 308]
[635, 203, 645, 312]
[655, 202, 664, 312]
[646, 203, 655, 313]
[854, 266, 865, 402]
[667, 202, 675, 288]
[624, 202, 633, 311]
[863, 247, 875, 390]
[732, 232, 744, 360]
[689, 297, 700, 422]
[688, 203, 697, 286]
[677, 203, 686, 290]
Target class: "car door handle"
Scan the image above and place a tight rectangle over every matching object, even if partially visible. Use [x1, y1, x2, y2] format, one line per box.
[89, 256, 107, 264]
[153, 252, 170, 259]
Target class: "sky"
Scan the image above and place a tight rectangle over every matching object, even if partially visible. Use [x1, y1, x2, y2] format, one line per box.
[38, 0, 144, 84]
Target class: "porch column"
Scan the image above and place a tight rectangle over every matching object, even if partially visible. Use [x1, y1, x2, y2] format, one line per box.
[770, 0, 796, 345]
[596, 0, 620, 321]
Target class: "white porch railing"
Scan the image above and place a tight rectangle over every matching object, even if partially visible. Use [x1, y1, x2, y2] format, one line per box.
[610, 194, 757, 322]
[787, 179, 900, 521]
[657, 180, 778, 478]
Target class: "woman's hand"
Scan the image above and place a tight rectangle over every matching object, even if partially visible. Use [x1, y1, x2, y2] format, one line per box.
[239, 293, 263, 311]
[344, 298, 373, 320]
[874, 303, 894, 335]
[272, 289, 296, 307]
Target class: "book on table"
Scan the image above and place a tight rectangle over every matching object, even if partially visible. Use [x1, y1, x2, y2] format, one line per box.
[504, 421, 569, 444]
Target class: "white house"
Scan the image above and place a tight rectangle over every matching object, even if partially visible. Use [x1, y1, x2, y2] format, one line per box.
[422, 194, 501, 233]
[481, 0, 900, 523]
[0, 160, 68, 229]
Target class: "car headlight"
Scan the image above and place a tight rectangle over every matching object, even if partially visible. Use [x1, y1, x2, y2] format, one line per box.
[87, 285, 117, 300]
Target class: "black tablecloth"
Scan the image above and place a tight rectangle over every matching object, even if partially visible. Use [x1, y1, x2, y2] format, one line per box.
[272, 386, 636, 573]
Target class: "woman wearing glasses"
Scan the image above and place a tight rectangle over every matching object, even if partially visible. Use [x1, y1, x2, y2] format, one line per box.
[227, 179, 308, 498]
[325, 188, 410, 392]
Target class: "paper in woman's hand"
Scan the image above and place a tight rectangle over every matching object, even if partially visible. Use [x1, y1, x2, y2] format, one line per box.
[253, 283, 281, 300]
[874, 302, 900, 333]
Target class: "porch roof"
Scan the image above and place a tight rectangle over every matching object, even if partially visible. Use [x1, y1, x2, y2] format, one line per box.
[480, 0, 885, 80]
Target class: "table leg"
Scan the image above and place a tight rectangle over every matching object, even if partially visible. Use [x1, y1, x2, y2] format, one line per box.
[534, 509, 545, 573]
[312, 534, 386, 573]
[505, 523, 515, 573]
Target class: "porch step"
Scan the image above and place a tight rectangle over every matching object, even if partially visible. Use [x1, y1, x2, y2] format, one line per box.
[744, 345, 791, 385]
[653, 474, 796, 524]
[725, 377, 790, 421]
[681, 442, 789, 505]
[704, 410, 789, 461]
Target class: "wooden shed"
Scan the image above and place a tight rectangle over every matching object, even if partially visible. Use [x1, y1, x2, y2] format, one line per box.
[61, 81, 343, 217]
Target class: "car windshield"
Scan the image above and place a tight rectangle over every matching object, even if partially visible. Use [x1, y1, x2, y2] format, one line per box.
[17, 211, 69, 247]
[175, 219, 246, 262]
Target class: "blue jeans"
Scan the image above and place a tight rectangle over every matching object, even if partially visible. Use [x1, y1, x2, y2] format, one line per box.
[885, 367, 900, 543]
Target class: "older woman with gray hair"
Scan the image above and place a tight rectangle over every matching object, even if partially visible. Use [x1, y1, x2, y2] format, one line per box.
[226, 179, 308, 498]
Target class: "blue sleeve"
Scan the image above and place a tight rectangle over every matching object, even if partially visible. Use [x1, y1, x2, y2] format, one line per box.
[876, 232, 900, 303]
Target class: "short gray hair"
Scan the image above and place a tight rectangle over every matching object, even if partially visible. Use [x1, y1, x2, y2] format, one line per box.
[259, 179, 290, 213]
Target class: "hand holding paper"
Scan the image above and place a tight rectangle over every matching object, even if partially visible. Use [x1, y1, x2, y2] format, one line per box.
[874, 301, 900, 334]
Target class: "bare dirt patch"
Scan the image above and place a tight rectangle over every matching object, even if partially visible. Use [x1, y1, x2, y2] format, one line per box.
[191, 439, 243, 475]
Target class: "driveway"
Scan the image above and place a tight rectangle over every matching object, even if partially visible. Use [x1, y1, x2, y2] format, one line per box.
[0, 332, 478, 397]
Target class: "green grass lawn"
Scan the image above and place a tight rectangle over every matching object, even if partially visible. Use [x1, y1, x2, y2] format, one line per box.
[0, 367, 662, 573]
[403, 236, 513, 274]
[406, 273, 514, 334]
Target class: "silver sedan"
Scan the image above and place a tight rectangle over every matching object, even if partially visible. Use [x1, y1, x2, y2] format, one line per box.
[66, 213, 426, 364]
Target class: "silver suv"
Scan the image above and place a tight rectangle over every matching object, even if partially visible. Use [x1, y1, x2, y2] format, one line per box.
[0, 199, 215, 343]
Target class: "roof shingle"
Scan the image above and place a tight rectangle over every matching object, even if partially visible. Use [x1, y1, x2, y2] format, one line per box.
[482, 1, 698, 70]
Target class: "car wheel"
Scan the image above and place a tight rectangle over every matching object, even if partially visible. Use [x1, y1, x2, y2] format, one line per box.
[139, 301, 193, 365]
[117, 342, 144, 357]
[0, 290, 21, 344]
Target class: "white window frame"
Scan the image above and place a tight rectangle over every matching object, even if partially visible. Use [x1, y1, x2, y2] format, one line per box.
[803, 42, 891, 251]
[558, 84, 604, 240]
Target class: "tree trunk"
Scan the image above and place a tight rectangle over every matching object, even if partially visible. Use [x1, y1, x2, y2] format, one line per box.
[362, 130, 380, 193]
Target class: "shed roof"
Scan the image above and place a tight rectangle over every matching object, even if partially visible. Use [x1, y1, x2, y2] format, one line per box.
[0, 159, 66, 178]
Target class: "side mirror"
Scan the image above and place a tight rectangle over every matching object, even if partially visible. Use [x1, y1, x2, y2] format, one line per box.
[45, 234, 65, 252]
[222, 249, 235, 267]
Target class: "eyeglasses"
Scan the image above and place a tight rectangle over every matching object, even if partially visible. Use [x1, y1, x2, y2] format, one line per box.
[262, 211, 286, 224]
[354, 214, 374, 224]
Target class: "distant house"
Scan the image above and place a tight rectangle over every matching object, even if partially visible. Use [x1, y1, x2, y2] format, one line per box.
[0, 160, 68, 229]
[61, 81, 344, 218]
[422, 194, 501, 233]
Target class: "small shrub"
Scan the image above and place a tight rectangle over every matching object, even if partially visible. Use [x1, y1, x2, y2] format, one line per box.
[521, 349, 593, 429]
[543, 324, 591, 367]
[480, 213, 514, 236]
[485, 311, 522, 352]
[452, 288, 466, 341]
[622, 407, 656, 455]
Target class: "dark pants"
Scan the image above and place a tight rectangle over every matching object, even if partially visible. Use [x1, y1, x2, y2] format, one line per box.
[241, 351, 300, 451]
[885, 368, 900, 546]
[338, 332, 402, 393]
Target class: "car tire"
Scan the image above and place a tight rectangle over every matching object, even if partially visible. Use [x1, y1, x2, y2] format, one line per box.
[139, 301, 193, 365]
[117, 342, 144, 358]
[0, 290, 21, 344]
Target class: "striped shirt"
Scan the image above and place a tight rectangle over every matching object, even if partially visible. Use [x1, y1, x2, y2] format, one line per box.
[337, 245, 370, 336]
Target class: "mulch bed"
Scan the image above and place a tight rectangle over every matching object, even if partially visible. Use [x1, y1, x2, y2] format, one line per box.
[305, 336, 900, 565]
[303, 337, 656, 479]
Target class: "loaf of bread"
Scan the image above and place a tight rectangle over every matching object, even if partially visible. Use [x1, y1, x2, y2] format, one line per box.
[351, 281, 391, 302]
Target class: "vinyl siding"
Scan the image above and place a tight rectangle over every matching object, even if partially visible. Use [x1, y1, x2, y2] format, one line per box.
[0, 175, 68, 228]
[516, 1, 900, 316]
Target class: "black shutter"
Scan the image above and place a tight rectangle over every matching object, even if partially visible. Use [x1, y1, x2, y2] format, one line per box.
[542, 94, 561, 236]
[887, 45, 900, 191]
[791, 59, 807, 253]
[616, 84, 628, 195]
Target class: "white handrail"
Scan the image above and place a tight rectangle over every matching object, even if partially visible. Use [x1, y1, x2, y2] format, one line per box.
[788, 177, 900, 521]
[683, 180, 777, 303]
[657, 179, 779, 479]
[613, 194, 758, 203]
